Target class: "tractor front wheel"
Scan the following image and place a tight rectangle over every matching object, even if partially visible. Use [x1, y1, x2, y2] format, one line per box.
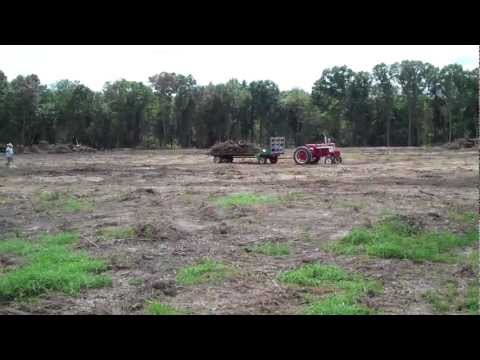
[269, 156, 278, 164]
[257, 156, 267, 164]
[325, 156, 336, 165]
[293, 146, 312, 165]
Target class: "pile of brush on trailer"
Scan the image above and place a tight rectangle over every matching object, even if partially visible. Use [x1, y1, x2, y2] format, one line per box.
[208, 140, 259, 163]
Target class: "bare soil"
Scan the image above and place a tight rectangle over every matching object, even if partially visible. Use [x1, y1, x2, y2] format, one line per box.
[0, 146, 478, 314]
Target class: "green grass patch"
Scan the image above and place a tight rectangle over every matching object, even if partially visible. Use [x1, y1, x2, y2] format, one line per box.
[447, 210, 478, 226]
[279, 264, 352, 287]
[213, 192, 279, 208]
[278, 264, 381, 315]
[424, 280, 479, 314]
[37, 191, 94, 213]
[0, 238, 37, 256]
[98, 226, 135, 240]
[176, 259, 234, 285]
[63, 198, 93, 212]
[304, 295, 373, 315]
[327, 215, 478, 262]
[465, 281, 479, 314]
[145, 301, 184, 315]
[249, 242, 291, 256]
[0, 232, 111, 300]
[424, 282, 459, 313]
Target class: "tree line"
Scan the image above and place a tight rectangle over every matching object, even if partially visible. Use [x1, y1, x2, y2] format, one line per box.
[0, 60, 478, 149]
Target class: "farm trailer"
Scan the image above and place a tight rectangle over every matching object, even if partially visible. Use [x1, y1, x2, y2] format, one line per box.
[211, 137, 285, 164]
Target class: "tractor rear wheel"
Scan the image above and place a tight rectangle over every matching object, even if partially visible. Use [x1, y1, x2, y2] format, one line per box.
[293, 146, 312, 165]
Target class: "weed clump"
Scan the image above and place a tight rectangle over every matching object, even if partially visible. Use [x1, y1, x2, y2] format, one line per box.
[0, 233, 111, 300]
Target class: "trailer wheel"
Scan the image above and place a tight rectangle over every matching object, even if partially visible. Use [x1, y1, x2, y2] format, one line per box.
[269, 156, 278, 164]
[293, 146, 311, 165]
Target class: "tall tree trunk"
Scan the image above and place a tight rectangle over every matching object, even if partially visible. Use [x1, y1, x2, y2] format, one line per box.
[20, 111, 26, 146]
[352, 115, 356, 146]
[386, 111, 391, 147]
[448, 107, 452, 143]
[259, 117, 263, 145]
[249, 106, 255, 143]
[407, 102, 412, 146]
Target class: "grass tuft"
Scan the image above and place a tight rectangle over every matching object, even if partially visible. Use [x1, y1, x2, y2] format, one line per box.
[98, 226, 135, 240]
[249, 242, 290, 256]
[304, 295, 373, 315]
[424, 280, 479, 314]
[278, 264, 381, 315]
[465, 281, 479, 314]
[447, 210, 478, 226]
[327, 214, 478, 262]
[37, 191, 94, 213]
[176, 259, 234, 285]
[213, 192, 279, 208]
[0, 232, 111, 300]
[279, 264, 351, 287]
[145, 301, 184, 315]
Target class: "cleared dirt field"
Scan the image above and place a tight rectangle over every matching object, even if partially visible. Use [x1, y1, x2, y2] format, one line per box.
[0, 147, 478, 314]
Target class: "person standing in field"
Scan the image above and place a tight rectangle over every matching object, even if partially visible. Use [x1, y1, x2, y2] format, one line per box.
[5, 143, 14, 168]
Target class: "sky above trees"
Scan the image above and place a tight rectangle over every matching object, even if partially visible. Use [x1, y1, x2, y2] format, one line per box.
[0, 45, 476, 92]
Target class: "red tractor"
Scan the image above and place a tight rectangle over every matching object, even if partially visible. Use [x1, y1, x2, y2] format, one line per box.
[293, 137, 342, 165]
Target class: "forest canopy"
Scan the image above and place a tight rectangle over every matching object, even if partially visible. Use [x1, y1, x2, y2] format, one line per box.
[0, 61, 478, 148]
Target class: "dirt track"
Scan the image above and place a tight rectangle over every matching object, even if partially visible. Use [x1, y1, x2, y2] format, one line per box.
[0, 147, 478, 314]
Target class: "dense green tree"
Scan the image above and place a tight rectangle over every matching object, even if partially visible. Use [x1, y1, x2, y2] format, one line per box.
[6, 74, 43, 145]
[280, 88, 311, 145]
[0, 71, 10, 141]
[372, 63, 395, 146]
[103, 80, 153, 147]
[392, 61, 428, 146]
[345, 71, 372, 146]
[462, 68, 479, 139]
[174, 75, 197, 147]
[0, 61, 477, 149]
[248, 80, 280, 144]
[311, 66, 355, 144]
